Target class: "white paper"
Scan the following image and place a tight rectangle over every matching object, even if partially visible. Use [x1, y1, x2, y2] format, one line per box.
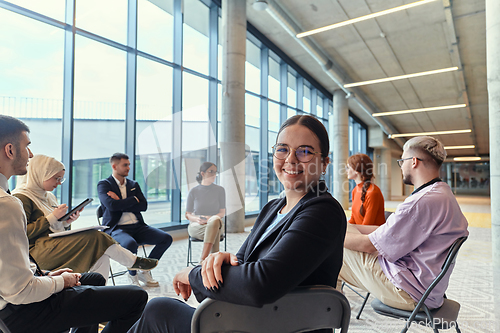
[49, 225, 109, 238]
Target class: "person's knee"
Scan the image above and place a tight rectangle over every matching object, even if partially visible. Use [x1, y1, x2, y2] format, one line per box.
[160, 232, 173, 246]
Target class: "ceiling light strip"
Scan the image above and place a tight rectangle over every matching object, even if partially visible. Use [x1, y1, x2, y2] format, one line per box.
[453, 157, 481, 161]
[344, 67, 458, 88]
[444, 145, 475, 150]
[388, 129, 471, 138]
[373, 104, 466, 117]
[297, 0, 438, 38]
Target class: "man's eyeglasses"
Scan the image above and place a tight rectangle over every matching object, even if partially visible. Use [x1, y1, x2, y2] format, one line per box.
[397, 157, 422, 168]
[55, 177, 66, 184]
[272, 144, 322, 163]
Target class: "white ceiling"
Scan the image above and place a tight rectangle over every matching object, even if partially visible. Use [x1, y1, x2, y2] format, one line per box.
[246, 0, 487, 157]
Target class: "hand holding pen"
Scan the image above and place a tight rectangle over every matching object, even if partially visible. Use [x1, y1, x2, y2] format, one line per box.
[51, 204, 68, 220]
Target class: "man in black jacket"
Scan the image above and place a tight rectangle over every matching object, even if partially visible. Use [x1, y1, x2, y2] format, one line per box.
[98, 153, 172, 287]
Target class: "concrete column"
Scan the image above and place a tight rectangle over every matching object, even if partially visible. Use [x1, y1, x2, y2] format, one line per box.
[220, 0, 246, 233]
[331, 90, 349, 209]
[486, 0, 500, 327]
[380, 147, 392, 201]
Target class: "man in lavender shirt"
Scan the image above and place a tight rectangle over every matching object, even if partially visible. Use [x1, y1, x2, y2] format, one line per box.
[338, 136, 468, 310]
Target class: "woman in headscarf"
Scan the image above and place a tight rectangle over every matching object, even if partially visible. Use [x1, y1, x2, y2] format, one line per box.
[13, 154, 157, 284]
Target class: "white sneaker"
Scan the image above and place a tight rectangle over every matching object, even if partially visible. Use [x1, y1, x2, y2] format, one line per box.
[137, 270, 159, 287]
[128, 273, 142, 287]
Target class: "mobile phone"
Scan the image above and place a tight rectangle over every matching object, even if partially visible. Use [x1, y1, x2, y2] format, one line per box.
[200, 216, 207, 220]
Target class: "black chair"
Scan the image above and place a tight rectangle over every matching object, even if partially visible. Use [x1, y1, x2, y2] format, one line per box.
[191, 285, 350, 333]
[371, 236, 467, 333]
[96, 205, 148, 285]
[0, 317, 12, 333]
[186, 217, 227, 266]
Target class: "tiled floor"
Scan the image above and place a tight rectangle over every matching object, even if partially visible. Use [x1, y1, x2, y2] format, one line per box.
[109, 196, 495, 332]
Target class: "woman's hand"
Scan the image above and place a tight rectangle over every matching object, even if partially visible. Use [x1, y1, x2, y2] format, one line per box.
[173, 267, 193, 301]
[201, 252, 239, 291]
[66, 209, 82, 224]
[52, 204, 68, 219]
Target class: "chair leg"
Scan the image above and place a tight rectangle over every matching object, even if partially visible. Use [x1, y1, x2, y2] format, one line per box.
[455, 322, 461, 333]
[109, 266, 116, 286]
[356, 292, 370, 319]
[187, 238, 192, 267]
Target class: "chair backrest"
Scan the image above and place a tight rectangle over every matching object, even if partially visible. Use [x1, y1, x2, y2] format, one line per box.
[411, 236, 468, 313]
[191, 285, 350, 333]
[0, 317, 12, 333]
[96, 205, 104, 225]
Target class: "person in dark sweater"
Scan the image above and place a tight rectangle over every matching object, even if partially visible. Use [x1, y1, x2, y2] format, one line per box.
[185, 162, 226, 261]
[128, 114, 346, 333]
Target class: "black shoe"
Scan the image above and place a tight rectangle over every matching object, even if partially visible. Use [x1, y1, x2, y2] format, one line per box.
[128, 257, 158, 271]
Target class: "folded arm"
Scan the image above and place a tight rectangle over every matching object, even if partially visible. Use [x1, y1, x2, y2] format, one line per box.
[97, 180, 147, 213]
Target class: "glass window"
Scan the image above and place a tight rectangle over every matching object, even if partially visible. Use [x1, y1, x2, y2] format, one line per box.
[245, 94, 261, 213]
[303, 84, 311, 113]
[268, 58, 280, 101]
[317, 94, 324, 118]
[73, 36, 127, 213]
[138, 0, 174, 61]
[136, 56, 174, 225]
[268, 101, 280, 200]
[7, 0, 65, 21]
[181, 72, 210, 212]
[0, 9, 64, 159]
[245, 40, 261, 94]
[217, 17, 222, 80]
[1, 9, 64, 194]
[287, 108, 296, 119]
[245, 94, 260, 127]
[183, 0, 209, 75]
[287, 73, 296, 107]
[76, 0, 128, 45]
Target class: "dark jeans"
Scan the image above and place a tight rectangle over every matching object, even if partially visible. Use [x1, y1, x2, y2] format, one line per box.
[2, 273, 147, 333]
[111, 224, 172, 276]
[127, 298, 195, 333]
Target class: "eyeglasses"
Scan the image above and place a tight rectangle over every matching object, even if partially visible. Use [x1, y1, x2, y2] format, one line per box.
[272, 144, 322, 163]
[206, 170, 218, 175]
[397, 157, 423, 168]
[55, 177, 66, 184]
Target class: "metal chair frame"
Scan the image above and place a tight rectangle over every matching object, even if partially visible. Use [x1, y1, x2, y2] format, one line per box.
[371, 236, 467, 333]
[186, 217, 227, 266]
[341, 282, 370, 319]
[191, 285, 351, 333]
[0, 317, 12, 333]
[96, 205, 148, 285]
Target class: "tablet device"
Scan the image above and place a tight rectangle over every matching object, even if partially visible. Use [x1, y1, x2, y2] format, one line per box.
[58, 198, 93, 221]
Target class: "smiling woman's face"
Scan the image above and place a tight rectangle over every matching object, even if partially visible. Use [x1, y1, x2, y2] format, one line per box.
[273, 124, 326, 194]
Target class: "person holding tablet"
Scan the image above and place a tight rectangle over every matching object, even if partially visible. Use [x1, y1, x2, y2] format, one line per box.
[12, 154, 158, 284]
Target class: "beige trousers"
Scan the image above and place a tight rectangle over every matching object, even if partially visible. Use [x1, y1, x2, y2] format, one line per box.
[338, 248, 417, 310]
[188, 216, 223, 252]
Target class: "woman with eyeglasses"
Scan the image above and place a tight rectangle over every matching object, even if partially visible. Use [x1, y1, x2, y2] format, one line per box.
[128, 115, 346, 333]
[346, 153, 385, 226]
[185, 162, 226, 261]
[12, 154, 152, 282]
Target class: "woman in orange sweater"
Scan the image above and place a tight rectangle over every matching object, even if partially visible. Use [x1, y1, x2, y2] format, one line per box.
[346, 153, 386, 226]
